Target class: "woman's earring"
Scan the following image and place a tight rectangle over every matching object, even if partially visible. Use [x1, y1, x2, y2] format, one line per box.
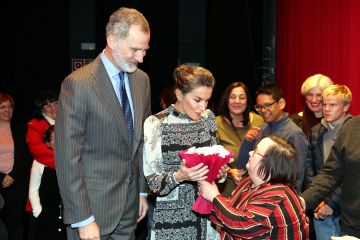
[178, 99, 181, 102]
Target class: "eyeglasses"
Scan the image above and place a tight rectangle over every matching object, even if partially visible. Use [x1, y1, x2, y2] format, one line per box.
[254, 100, 279, 112]
[0, 105, 14, 111]
[50, 138, 54, 142]
[252, 147, 267, 159]
[43, 102, 58, 109]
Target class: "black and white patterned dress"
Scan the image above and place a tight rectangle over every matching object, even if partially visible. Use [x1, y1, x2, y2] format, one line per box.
[143, 106, 220, 240]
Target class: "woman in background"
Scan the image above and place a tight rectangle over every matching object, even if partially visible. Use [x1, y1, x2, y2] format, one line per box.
[216, 82, 264, 197]
[0, 93, 33, 240]
[290, 74, 333, 136]
[143, 65, 220, 240]
[26, 90, 58, 171]
[26, 90, 58, 238]
[29, 125, 66, 240]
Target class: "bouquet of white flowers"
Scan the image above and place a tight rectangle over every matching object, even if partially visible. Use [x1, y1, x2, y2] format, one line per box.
[178, 145, 234, 214]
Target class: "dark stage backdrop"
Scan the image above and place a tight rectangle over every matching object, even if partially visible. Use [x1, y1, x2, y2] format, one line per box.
[1, 0, 267, 122]
[0, 1, 178, 123]
[206, 0, 264, 114]
[277, 0, 360, 116]
[0, 1, 70, 123]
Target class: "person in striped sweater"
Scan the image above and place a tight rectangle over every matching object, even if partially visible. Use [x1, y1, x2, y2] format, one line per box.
[198, 135, 309, 239]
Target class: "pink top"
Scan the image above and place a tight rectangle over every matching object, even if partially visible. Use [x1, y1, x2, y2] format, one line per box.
[0, 124, 14, 174]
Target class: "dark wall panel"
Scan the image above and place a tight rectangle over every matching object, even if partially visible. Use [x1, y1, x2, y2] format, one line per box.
[0, 1, 70, 123]
[206, 0, 263, 113]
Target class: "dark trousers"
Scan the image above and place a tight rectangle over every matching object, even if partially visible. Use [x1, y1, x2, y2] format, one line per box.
[0, 181, 28, 240]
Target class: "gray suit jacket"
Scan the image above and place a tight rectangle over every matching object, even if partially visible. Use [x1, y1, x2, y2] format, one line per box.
[54, 54, 151, 235]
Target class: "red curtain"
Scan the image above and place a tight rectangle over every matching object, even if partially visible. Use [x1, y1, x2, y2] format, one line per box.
[276, 0, 360, 116]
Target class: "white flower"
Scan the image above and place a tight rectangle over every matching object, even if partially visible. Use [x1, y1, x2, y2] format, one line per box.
[184, 145, 230, 158]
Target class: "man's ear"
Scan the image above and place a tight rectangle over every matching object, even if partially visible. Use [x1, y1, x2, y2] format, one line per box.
[343, 103, 350, 113]
[279, 98, 286, 110]
[107, 35, 117, 50]
[45, 141, 51, 148]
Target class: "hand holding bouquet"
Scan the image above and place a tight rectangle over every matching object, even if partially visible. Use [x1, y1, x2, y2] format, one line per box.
[178, 145, 234, 214]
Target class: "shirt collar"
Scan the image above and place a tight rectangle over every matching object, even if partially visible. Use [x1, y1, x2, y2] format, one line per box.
[268, 112, 290, 129]
[100, 50, 121, 78]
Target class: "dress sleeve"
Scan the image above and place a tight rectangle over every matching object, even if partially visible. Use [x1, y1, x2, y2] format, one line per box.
[29, 160, 45, 217]
[143, 116, 179, 196]
[211, 184, 284, 238]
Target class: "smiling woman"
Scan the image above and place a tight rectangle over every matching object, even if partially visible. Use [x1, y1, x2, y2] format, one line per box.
[25, 91, 58, 215]
[215, 82, 264, 197]
[290, 74, 334, 136]
[0, 92, 33, 240]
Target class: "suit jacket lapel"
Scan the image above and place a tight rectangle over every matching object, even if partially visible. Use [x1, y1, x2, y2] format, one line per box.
[91, 55, 132, 151]
[128, 72, 141, 157]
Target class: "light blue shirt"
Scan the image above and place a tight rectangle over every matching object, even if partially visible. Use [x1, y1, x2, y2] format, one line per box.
[71, 51, 147, 229]
[101, 50, 135, 125]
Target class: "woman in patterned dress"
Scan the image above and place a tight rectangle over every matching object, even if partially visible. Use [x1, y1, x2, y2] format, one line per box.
[143, 65, 221, 240]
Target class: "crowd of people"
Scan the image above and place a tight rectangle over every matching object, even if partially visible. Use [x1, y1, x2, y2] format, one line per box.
[0, 6, 359, 240]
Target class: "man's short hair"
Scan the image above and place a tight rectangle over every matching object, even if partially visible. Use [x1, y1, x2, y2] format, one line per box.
[301, 74, 334, 96]
[106, 7, 150, 40]
[257, 135, 299, 187]
[256, 83, 284, 102]
[321, 84, 352, 106]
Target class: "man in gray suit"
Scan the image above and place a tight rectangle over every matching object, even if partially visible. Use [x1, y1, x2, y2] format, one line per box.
[55, 7, 151, 240]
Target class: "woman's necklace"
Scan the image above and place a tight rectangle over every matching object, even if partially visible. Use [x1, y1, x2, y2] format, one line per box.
[0, 125, 14, 166]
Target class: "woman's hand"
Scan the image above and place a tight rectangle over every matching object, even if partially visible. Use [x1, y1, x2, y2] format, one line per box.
[174, 159, 209, 183]
[216, 158, 235, 180]
[229, 169, 246, 185]
[2, 175, 14, 188]
[198, 181, 220, 202]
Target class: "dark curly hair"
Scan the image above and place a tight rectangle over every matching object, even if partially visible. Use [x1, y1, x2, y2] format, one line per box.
[33, 90, 58, 121]
[217, 82, 252, 126]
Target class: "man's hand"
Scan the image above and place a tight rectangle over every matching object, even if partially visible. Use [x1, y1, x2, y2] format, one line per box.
[78, 221, 100, 240]
[314, 201, 333, 220]
[137, 196, 149, 223]
[244, 127, 261, 141]
[2, 175, 14, 188]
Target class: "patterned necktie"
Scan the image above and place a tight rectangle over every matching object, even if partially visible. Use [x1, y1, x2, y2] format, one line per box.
[119, 71, 134, 178]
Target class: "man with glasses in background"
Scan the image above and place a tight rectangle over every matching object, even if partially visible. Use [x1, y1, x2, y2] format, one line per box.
[237, 83, 308, 193]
